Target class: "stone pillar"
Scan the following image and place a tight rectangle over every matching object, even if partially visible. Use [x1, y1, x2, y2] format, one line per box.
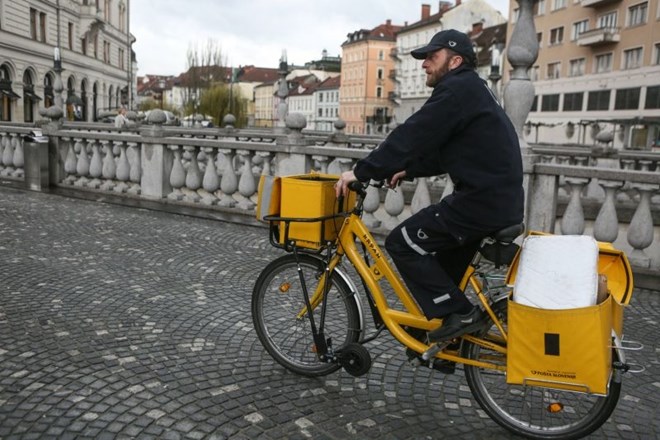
[503, 0, 541, 229]
[275, 113, 310, 175]
[140, 109, 173, 199]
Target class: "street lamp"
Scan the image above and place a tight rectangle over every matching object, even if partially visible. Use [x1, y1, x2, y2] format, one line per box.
[158, 79, 166, 109]
[489, 40, 504, 102]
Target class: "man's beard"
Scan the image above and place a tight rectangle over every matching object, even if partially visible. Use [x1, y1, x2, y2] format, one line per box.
[426, 58, 452, 87]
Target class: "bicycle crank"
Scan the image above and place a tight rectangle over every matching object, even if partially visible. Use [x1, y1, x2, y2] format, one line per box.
[336, 342, 372, 377]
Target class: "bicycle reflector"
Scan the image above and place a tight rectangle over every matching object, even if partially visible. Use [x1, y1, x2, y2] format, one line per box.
[548, 402, 564, 413]
[279, 282, 291, 293]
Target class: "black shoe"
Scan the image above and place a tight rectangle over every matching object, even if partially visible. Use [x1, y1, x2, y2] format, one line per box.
[428, 306, 485, 342]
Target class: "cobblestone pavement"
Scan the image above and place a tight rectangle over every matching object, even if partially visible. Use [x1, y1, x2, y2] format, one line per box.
[0, 186, 658, 440]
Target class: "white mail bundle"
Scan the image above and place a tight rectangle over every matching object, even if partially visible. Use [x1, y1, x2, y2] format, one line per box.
[513, 234, 599, 309]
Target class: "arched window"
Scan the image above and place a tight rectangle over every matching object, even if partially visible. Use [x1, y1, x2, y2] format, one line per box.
[0, 64, 20, 122]
[22, 69, 41, 123]
[44, 73, 54, 108]
[80, 80, 88, 121]
[65, 76, 83, 120]
[92, 82, 99, 121]
[118, 2, 126, 32]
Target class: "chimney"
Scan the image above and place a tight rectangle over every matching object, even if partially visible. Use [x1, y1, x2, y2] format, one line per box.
[421, 4, 431, 20]
[386, 19, 391, 26]
[439, 1, 451, 13]
[456, 0, 461, 5]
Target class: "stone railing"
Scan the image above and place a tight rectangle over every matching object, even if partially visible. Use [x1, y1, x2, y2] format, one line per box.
[0, 114, 658, 288]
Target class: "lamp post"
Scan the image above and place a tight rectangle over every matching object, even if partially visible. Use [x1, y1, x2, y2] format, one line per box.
[53, 47, 64, 110]
[488, 40, 504, 103]
[158, 79, 166, 109]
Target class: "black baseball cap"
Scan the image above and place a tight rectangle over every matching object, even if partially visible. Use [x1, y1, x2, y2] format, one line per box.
[410, 29, 476, 66]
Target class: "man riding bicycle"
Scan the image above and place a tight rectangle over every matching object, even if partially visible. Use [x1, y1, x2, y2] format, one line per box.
[336, 29, 524, 343]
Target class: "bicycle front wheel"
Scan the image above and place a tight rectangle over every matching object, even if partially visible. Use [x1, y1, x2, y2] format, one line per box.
[462, 303, 621, 439]
[252, 254, 361, 377]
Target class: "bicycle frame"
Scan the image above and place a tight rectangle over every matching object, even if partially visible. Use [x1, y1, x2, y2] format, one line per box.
[303, 210, 509, 372]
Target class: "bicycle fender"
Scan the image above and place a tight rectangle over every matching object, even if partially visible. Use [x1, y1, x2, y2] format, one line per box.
[333, 266, 365, 338]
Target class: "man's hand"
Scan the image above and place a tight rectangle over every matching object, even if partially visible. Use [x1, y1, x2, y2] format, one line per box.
[388, 170, 407, 188]
[335, 170, 357, 198]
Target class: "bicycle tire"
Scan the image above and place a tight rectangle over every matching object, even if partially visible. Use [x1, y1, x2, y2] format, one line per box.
[252, 254, 361, 377]
[462, 301, 621, 439]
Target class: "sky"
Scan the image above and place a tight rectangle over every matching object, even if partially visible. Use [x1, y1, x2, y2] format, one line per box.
[130, 0, 510, 77]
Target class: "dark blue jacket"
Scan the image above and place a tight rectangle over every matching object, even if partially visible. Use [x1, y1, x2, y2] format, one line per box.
[354, 65, 524, 242]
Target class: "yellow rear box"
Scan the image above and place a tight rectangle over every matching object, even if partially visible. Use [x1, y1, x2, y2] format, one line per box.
[507, 296, 613, 395]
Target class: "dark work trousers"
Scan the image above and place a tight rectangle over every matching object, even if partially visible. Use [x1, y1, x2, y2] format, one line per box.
[385, 205, 480, 320]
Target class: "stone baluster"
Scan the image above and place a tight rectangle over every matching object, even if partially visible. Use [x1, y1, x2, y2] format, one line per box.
[87, 140, 103, 188]
[200, 147, 219, 205]
[410, 178, 431, 215]
[127, 142, 141, 195]
[361, 183, 382, 229]
[217, 149, 237, 207]
[100, 140, 116, 191]
[383, 187, 405, 230]
[626, 183, 657, 268]
[168, 145, 185, 201]
[1, 133, 15, 176]
[183, 146, 202, 202]
[236, 150, 256, 210]
[327, 158, 352, 175]
[593, 180, 622, 243]
[560, 177, 589, 235]
[63, 138, 79, 185]
[618, 159, 636, 203]
[312, 155, 329, 173]
[11, 135, 23, 178]
[74, 138, 90, 187]
[114, 142, 130, 193]
[256, 152, 273, 176]
[0, 133, 6, 171]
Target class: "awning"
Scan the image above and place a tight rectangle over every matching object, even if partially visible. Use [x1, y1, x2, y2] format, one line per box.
[23, 90, 42, 101]
[0, 89, 21, 100]
[66, 94, 83, 105]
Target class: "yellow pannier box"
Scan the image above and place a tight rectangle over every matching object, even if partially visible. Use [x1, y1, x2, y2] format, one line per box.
[505, 232, 633, 395]
[256, 173, 356, 249]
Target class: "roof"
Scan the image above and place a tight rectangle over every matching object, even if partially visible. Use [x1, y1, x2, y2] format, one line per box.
[343, 19, 403, 46]
[472, 23, 508, 66]
[237, 66, 280, 83]
[317, 76, 340, 90]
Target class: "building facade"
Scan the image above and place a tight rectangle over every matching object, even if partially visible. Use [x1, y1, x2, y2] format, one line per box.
[392, 0, 507, 124]
[508, 0, 660, 148]
[340, 19, 403, 135]
[0, 0, 135, 123]
[313, 76, 341, 131]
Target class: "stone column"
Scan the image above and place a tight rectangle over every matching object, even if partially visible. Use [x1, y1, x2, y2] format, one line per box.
[140, 109, 173, 199]
[503, 0, 541, 229]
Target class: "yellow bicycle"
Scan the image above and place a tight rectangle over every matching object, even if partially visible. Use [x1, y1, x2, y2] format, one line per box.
[252, 175, 636, 439]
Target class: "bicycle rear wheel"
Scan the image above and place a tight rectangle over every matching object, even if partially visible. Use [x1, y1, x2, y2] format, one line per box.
[462, 302, 621, 439]
[252, 254, 361, 377]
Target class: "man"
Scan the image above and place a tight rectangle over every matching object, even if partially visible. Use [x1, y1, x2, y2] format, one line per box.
[335, 29, 524, 342]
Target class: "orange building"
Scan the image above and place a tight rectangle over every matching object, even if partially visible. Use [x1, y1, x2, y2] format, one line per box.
[340, 20, 403, 135]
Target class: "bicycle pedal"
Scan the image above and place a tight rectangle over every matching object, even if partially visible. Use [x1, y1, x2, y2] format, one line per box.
[421, 341, 450, 361]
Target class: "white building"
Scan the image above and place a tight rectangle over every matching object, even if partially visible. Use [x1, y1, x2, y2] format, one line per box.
[0, 0, 135, 122]
[391, 0, 506, 124]
[313, 76, 341, 131]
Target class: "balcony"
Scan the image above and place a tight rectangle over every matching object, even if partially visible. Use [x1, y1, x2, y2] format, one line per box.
[390, 47, 400, 59]
[580, 0, 621, 7]
[577, 27, 620, 47]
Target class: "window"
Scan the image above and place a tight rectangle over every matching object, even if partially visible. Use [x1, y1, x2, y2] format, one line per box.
[547, 62, 561, 79]
[572, 20, 588, 40]
[81, 36, 87, 55]
[550, 27, 564, 45]
[103, 41, 110, 63]
[595, 53, 612, 73]
[68, 23, 74, 50]
[119, 3, 126, 32]
[563, 92, 584, 111]
[377, 68, 384, 80]
[39, 12, 46, 42]
[541, 94, 560, 111]
[569, 58, 585, 76]
[30, 8, 38, 39]
[537, 32, 543, 48]
[93, 34, 98, 58]
[587, 90, 611, 110]
[376, 86, 383, 98]
[615, 87, 641, 109]
[552, 0, 566, 10]
[623, 47, 643, 69]
[529, 65, 540, 81]
[655, 43, 660, 65]
[535, 0, 546, 15]
[628, 2, 648, 27]
[118, 48, 124, 70]
[378, 50, 384, 60]
[645, 86, 660, 109]
[531, 95, 538, 112]
[104, 0, 110, 21]
[598, 12, 617, 29]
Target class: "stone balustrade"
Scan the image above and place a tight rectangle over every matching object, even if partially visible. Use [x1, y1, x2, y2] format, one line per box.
[0, 115, 658, 287]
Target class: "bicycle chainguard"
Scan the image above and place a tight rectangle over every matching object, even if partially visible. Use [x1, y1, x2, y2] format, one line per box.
[422, 341, 452, 362]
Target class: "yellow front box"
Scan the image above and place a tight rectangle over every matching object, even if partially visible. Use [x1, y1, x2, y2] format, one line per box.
[279, 174, 356, 249]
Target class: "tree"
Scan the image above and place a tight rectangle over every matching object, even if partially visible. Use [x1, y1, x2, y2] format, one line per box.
[184, 39, 227, 117]
[199, 84, 246, 127]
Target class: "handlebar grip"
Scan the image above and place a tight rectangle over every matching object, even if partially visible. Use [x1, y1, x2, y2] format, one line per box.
[348, 180, 367, 197]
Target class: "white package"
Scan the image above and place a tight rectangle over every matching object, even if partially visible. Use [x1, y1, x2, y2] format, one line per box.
[513, 235, 599, 309]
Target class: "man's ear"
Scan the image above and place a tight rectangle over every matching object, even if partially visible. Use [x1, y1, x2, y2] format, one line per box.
[449, 55, 464, 70]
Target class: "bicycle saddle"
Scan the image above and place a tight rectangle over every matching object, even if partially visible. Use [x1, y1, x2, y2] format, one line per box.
[490, 223, 524, 243]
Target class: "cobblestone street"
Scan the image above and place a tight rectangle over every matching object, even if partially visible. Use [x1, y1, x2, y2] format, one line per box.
[0, 186, 658, 439]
